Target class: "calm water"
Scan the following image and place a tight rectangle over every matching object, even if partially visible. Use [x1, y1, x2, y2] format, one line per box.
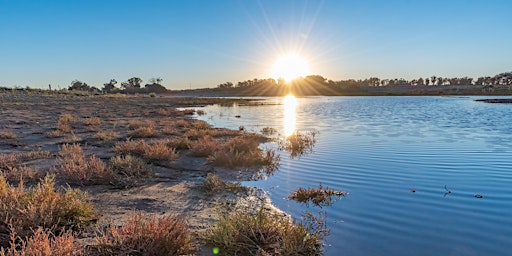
[196, 96, 512, 256]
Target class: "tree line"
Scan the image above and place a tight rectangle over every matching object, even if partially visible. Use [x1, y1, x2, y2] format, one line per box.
[68, 77, 167, 94]
[218, 71, 512, 89]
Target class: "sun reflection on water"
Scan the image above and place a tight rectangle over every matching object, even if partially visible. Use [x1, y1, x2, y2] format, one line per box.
[283, 94, 297, 136]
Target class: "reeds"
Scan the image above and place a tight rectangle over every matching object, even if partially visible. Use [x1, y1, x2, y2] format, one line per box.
[288, 183, 347, 207]
[114, 139, 178, 161]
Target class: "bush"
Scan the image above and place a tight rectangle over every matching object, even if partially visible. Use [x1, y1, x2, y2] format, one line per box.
[95, 213, 193, 255]
[114, 140, 178, 161]
[288, 183, 347, 207]
[200, 173, 245, 194]
[109, 155, 152, 187]
[209, 135, 279, 169]
[0, 228, 84, 256]
[0, 175, 97, 242]
[190, 135, 219, 157]
[55, 144, 113, 185]
[93, 131, 118, 141]
[208, 209, 323, 255]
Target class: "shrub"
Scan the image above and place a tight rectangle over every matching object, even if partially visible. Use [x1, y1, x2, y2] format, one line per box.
[208, 209, 323, 255]
[57, 114, 77, 133]
[209, 135, 279, 169]
[109, 155, 152, 187]
[174, 119, 190, 128]
[55, 144, 113, 185]
[95, 213, 193, 255]
[82, 117, 102, 126]
[166, 137, 193, 150]
[0, 175, 97, 242]
[279, 131, 317, 158]
[288, 183, 347, 207]
[127, 126, 157, 138]
[191, 135, 219, 157]
[191, 120, 211, 130]
[114, 140, 178, 161]
[200, 173, 245, 194]
[128, 120, 155, 130]
[0, 228, 84, 256]
[93, 131, 118, 141]
[0, 130, 17, 139]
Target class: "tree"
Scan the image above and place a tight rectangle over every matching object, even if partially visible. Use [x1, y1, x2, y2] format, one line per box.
[68, 80, 90, 91]
[102, 79, 117, 93]
[148, 77, 163, 85]
[123, 77, 143, 89]
[217, 82, 234, 89]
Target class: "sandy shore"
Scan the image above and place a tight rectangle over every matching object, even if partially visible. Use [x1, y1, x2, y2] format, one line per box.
[0, 90, 286, 254]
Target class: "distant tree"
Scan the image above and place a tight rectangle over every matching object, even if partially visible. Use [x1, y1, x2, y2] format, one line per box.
[148, 77, 163, 85]
[122, 77, 143, 89]
[68, 80, 90, 91]
[305, 75, 327, 85]
[102, 79, 118, 93]
[217, 82, 234, 88]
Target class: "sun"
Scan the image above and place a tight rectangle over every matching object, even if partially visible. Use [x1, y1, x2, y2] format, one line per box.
[270, 54, 310, 82]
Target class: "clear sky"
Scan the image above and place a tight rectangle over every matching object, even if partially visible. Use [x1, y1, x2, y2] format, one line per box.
[1, 0, 511, 90]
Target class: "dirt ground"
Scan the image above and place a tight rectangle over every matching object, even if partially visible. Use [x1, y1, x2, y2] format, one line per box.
[0, 90, 285, 254]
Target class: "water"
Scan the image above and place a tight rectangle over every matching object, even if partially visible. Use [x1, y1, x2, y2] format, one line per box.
[196, 96, 512, 256]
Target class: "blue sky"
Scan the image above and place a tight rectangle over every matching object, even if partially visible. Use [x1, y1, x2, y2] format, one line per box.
[1, 0, 511, 90]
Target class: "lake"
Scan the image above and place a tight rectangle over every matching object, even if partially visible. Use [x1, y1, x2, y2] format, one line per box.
[196, 96, 512, 256]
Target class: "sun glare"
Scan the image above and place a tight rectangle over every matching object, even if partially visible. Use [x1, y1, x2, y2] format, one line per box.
[271, 54, 310, 82]
[283, 94, 297, 136]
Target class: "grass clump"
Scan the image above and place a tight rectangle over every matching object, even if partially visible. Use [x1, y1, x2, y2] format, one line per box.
[93, 131, 118, 141]
[109, 155, 152, 188]
[95, 213, 193, 256]
[0, 130, 17, 140]
[166, 137, 193, 150]
[288, 183, 347, 207]
[114, 140, 178, 161]
[191, 135, 219, 157]
[82, 117, 102, 126]
[201, 173, 245, 194]
[208, 209, 323, 256]
[0, 228, 84, 256]
[55, 144, 113, 185]
[57, 114, 77, 133]
[279, 131, 318, 158]
[209, 135, 279, 169]
[192, 120, 211, 130]
[127, 126, 157, 138]
[0, 175, 97, 242]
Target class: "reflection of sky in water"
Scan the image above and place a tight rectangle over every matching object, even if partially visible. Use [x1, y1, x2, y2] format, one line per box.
[283, 94, 297, 136]
[196, 96, 512, 256]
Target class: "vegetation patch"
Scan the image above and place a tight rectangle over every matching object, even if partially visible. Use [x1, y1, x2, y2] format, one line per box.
[109, 155, 152, 188]
[94, 213, 193, 255]
[1, 228, 84, 256]
[54, 144, 113, 185]
[166, 137, 193, 150]
[0, 130, 17, 140]
[200, 173, 246, 194]
[279, 130, 318, 158]
[288, 183, 347, 207]
[0, 175, 97, 244]
[209, 135, 279, 169]
[208, 209, 323, 256]
[114, 139, 178, 161]
[191, 135, 220, 157]
[93, 131, 118, 141]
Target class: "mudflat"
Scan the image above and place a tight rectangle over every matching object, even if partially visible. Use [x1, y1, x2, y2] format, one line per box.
[0, 90, 283, 254]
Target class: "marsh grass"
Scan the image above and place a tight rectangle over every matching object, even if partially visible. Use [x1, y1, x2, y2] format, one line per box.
[0, 228, 84, 256]
[209, 135, 279, 169]
[200, 173, 245, 194]
[114, 140, 178, 161]
[280, 130, 318, 158]
[127, 126, 157, 138]
[0, 175, 97, 242]
[109, 155, 152, 188]
[207, 208, 323, 256]
[55, 144, 113, 185]
[93, 131, 118, 141]
[0, 130, 17, 140]
[95, 213, 193, 255]
[166, 137, 193, 150]
[82, 117, 102, 126]
[192, 120, 211, 130]
[57, 114, 77, 133]
[288, 183, 347, 207]
[191, 135, 219, 157]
